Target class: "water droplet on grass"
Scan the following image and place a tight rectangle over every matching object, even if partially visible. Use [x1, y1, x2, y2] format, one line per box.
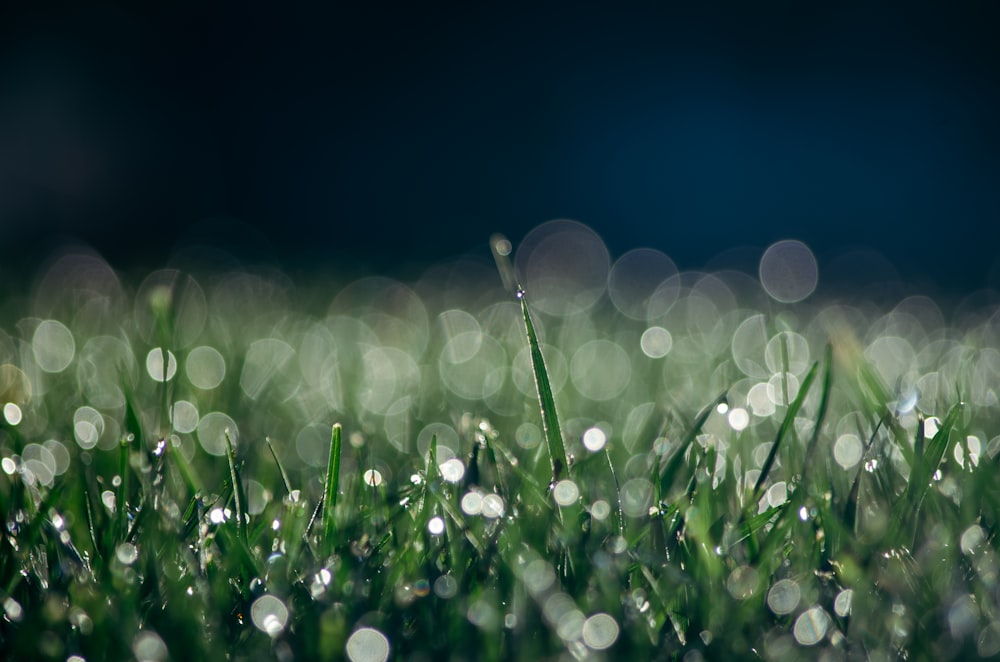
[346, 627, 390, 662]
[461, 491, 483, 515]
[116, 542, 138, 565]
[428, 516, 445, 535]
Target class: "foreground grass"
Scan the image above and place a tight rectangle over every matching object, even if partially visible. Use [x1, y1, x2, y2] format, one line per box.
[2, 246, 1000, 660]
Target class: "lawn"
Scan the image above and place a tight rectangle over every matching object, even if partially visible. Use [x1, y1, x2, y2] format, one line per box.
[2, 222, 1000, 660]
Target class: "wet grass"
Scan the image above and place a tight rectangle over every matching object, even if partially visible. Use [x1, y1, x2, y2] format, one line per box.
[2, 250, 1000, 661]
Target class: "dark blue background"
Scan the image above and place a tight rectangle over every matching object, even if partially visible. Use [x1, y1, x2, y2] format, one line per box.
[1, 2, 998, 295]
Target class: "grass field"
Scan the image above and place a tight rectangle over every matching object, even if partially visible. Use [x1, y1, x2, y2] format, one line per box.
[3, 224, 1000, 660]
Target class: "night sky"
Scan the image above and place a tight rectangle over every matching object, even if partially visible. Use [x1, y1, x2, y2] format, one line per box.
[1, 2, 998, 295]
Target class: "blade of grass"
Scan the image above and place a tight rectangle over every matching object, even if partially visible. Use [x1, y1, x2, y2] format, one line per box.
[322, 423, 342, 547]
[888, 402, 963, 542]
[117, 434, 131, 543]
[751, 360, 819, 504]
[844, 414, 886, 533]
[266, 436, 294, 498]
[517, 287, 570, 483]
[224, 430, 248, 547]
[657, 390, 728, 499]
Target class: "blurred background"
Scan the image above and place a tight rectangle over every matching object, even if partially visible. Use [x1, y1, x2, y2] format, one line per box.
[1, 1, 998, 296]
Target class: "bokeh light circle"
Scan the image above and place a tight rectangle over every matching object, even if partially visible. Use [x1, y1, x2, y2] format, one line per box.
[608, 248, 678, 320]
[32, 320, 75, 373]
[571, 340, 631, 401]
[515, 220, 610, 317]
[582, 613, 620, 650]
[759, 240, 818, 303]
[346, 627, 390, 662]
[186, 346, 226, 389]
[197, 411, 238, 457]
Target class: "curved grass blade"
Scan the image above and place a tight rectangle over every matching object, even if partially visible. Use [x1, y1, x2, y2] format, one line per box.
[266, 436, 294, 497]
[844, 414, 886, 533]
[888, 402, 963, 543]
[322, 423, 342, 547]
[751, 360, 819, 504]
[801, 345, 834, 475]
[657, 390, 728, 498]
[224, 430, 249, 546]
[518, 287, 570, 482]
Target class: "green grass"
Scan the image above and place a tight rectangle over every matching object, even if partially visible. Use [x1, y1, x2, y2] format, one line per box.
[2, 246, 1000, 661]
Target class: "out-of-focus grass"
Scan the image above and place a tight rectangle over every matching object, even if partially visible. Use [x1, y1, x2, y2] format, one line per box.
[1, 234, 1000, 661]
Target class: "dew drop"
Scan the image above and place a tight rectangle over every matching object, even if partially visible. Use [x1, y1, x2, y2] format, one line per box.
[116, 542, 139, 566]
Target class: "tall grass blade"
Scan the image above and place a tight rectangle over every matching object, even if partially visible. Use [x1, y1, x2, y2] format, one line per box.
[751, 360, 819, 503]
[889, 402, 963, 542]
[266, 436, 294, 497]
[117, 434, 131, 543]
[657, 391, 728, 498]
[518, 288, 571, 482]
[802, 345, 833, 467]
[322, 423, 342, 546]
[224, 430, 248, 546]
